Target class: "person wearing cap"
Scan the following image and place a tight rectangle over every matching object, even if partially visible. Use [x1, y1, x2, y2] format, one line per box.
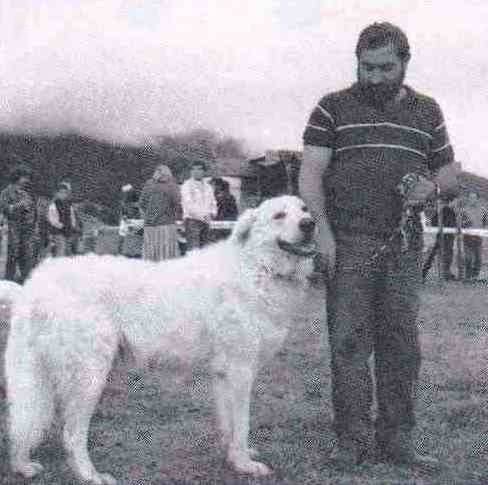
[180, 161, 217, 251]
[0, 164, 37, 282]
[300, 22, 458, 469]
[139, 164, 182, 261]
[47, 182, 79, 257]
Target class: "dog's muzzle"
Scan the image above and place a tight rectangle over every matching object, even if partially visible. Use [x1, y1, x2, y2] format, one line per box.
[277, 238, 317, 257]
[277, 217, 317, 257]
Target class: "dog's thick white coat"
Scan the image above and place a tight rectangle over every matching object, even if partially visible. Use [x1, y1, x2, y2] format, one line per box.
[5, 196, 316, 484]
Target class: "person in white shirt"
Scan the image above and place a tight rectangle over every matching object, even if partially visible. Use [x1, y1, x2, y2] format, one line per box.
[47, 182, 79, 256]
[180, 161, 217, 251]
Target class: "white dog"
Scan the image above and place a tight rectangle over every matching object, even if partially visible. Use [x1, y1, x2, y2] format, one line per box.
[5, 195, 318, 484]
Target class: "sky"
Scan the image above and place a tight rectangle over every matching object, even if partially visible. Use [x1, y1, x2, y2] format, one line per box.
[1, 0, 487, 175]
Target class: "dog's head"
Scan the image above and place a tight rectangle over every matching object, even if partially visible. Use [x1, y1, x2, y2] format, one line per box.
[230, 196, 316, 277]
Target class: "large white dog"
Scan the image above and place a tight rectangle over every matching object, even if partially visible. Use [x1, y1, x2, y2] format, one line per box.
[5, 195, 318, 484]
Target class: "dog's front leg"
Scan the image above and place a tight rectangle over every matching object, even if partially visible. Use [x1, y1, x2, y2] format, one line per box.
[213, 369, 233, 450]
[225, 364, 271, 477]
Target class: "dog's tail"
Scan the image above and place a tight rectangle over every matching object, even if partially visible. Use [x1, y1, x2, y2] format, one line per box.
[0, 280, 22, 308]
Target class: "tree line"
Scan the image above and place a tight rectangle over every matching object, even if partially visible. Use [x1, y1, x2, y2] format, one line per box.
[0, 129, 248, 224]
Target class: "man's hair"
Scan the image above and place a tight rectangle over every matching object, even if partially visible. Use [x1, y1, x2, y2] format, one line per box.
[356, 22, 410, 61]
[57, 182, 71, 192]
[192, 161, 206, 170]
[10, 164, 32, 183]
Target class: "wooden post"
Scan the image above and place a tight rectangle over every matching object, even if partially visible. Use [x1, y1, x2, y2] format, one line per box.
[436, 187, 444, 283]
[456, 198, 465, 280]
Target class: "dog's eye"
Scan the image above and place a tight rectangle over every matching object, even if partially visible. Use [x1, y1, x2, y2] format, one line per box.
[302, 206, 308, 212]
[273, 211, 286, 220]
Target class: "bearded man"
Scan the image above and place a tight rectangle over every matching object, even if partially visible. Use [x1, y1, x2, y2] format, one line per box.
[299, 22, 458, 469]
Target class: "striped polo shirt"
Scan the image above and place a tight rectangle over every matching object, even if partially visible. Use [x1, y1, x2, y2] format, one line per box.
[303, 83, 454, 236]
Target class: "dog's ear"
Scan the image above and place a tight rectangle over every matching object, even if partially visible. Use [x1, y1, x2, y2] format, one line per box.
[230, 208, 257, 245]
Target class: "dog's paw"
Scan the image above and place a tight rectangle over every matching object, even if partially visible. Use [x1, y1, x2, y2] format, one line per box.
[89, 472, 117, 485]
[13, 461, 44, 478]
[232, 459, 272, 477]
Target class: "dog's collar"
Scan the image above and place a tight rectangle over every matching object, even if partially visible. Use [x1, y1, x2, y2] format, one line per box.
[277, 238, 317, 258]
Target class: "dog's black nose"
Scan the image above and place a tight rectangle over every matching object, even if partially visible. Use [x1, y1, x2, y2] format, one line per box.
[299, 218, 315, 234]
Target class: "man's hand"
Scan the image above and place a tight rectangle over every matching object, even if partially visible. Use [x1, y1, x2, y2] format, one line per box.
[398, 173, 436, 206]
[11, 199, 30, 212]
[315, 217, 336, 275]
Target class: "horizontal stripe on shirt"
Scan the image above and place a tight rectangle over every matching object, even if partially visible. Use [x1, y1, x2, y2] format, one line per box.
[335, 143, 427, 159]
[306, 123, 330, 133]
[316, 104, 335, 124]
[336, 122, 433, 139]
[432, 142, 451, 153]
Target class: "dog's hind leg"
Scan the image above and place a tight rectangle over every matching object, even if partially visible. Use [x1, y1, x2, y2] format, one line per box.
[6, 350, 54, 479]
[61, 353, 118, 485]
[219, 363, 271, 477]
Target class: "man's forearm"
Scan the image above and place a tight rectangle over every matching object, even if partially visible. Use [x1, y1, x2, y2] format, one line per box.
[299, 145, 333, 221]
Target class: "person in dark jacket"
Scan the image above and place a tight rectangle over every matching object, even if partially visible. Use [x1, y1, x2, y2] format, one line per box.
[213, 178, 239, 221]
[139, 164, 182, 261]
[211, 178, 238, 241]
[0, 165, 37, 282]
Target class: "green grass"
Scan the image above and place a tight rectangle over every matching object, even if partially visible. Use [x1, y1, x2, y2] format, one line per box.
[1, 281, 488, 484]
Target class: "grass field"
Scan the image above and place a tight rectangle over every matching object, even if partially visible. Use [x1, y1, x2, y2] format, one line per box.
[0, 279, 488, 484]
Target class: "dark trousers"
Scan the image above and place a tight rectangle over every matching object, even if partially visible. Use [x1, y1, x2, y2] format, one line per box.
[326, 231, 422, 450]
[184, 219, 210, 251]
[5, 229, 35, 283]
[464, 235, 482, 279]
[422, 233, 455, 280]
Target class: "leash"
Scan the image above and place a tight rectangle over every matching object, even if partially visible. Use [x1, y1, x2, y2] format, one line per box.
[362, 173, 426, 270]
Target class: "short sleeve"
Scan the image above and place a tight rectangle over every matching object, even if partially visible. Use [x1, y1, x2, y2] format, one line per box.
[428, 102, 454, 172]
[303, 95, 337, 148]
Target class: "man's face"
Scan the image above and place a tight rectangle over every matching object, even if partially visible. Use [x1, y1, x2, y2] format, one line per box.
[468, 192, 479, 206]
[57, 188, 70, 201]
[192, 166, 205, 180]
[17, 175, 31, 190]
[214, 188, 224, 200]
[357, 43, 407, 107]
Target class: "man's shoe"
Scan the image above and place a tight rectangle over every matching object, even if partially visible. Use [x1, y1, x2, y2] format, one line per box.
[329, 443, 358, 468]
[329, 440, 375, 468]
[377, 433, 440, 473]
[382, 448, 440, 473]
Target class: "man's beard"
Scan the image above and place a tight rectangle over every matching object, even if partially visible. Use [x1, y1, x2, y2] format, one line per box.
[358, 68, 406, 109]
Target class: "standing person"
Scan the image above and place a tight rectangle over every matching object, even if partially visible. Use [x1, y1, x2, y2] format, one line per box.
[422, 202, 457, 280]
[211, 178, 238, 241]
[460, 190, 486, 280]
[299, 22, 458, 469]
[47, 182, 79, 257]
[181, 161, 217, 251]
[213, 178, 239, 221]
[0, 165, 37, 282]
[118, 184, 143, 258]
[139, 164, 182, 261]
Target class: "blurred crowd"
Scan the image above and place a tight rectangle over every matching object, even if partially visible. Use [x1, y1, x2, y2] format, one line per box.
[0, 161, 238, 283]
[424, 190, 488, 281]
